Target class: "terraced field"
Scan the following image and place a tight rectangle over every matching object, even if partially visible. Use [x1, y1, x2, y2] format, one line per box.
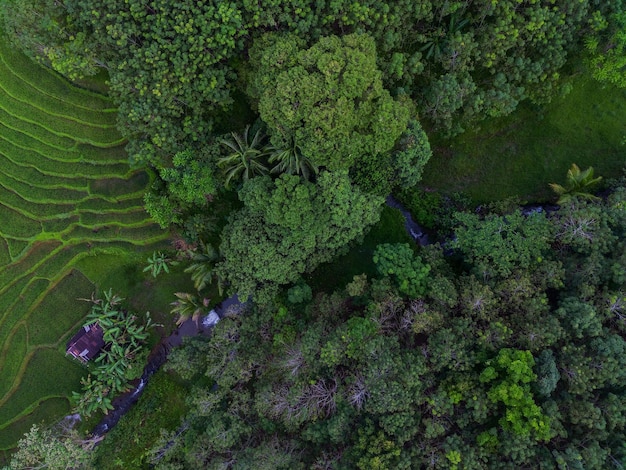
[0, 35, 168, 449]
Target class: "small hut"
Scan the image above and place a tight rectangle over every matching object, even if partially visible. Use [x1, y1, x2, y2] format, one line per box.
[66, 323, 105, 362]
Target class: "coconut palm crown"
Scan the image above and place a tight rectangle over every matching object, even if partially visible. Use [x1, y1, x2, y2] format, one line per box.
[217, 125, 270, 188]
[549, 163, 603, 205]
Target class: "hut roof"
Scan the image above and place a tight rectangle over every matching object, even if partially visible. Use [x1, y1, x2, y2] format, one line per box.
[66, 323, 104, 362]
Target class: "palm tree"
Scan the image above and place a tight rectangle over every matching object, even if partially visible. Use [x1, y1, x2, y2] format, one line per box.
[218, 125, 270, 188]
[549, 164, 603, 205]
[268, 138, 318, 180]
[170, 292, 208, 326]
[184, 242, 224, 293]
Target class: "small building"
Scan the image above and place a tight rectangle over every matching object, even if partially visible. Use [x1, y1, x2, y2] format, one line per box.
[66, 323, 105, 362]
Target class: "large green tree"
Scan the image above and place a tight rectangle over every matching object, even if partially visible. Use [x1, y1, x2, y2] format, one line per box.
[215, 171, 382, 301]
[246, 33, 411, 171]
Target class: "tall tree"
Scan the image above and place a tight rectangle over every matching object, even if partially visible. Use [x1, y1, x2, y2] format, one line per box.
[215, 171, 382, 301]
[246, 33, 411, 170]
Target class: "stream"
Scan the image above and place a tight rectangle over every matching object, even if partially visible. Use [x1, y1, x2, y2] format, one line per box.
[89, 197, 559, 437]
[89, 199, 431, 438]
[386, 195, 431, 246]
[90, 295, 245, 437]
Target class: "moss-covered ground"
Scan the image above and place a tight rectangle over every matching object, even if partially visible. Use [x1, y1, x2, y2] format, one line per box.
[422, 76, 626, 203]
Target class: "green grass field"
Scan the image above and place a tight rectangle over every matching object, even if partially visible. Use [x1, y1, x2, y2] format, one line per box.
[422, 76, 626, 203]
[0, 32, 170, 451]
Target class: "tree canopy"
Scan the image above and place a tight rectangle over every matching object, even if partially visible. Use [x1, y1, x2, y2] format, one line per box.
[216, 171, 382, 301]
[247, 33, 411, 170]
[143, 179, 626, 469]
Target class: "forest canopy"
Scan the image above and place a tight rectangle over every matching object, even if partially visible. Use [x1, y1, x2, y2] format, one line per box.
[1, 0, 626, 468]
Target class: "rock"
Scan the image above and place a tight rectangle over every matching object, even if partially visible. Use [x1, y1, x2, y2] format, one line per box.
[202, 310, 220, 327]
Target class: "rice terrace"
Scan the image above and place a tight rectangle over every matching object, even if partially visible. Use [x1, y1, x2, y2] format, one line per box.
[0, 32, 167, 452]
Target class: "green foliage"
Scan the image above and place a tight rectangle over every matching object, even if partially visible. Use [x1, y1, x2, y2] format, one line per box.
[143, 251, 175, 278]
[267, 139, 318, 181]
[143, 191, 181, 229]
[144, 143, 226, 235]
[218, 125, 270, 188]
[549, 164, 603, 205]
[350, 154, 394, 197]
[480, 349, 551, 441]
[287, 282, 313, 304]
[247, 33, 410, 170]
[0, 30, 167, 450]
[452, 210, 553, 278]
[353, 424, 401, 470]
[321, 316, 378, 367]
[73, 0, 246, 164]
[164, 336, 211, 381]
[170, 292, 208, 327]
[0, 0, 100, 80]
[91, 370, 189, 470]
[534, 350, 560, 398]
[73, 290, 156, 418]
[391, 119, 432, 190]
[6, 424, 93, 470]
[373, 243, 430, 298]
[216, 171, 382, 300]
[585, 10, 626, 88]
[159, 150, 217, 206]
[148, 182, 626, 468]
[184, 242, 222, 293]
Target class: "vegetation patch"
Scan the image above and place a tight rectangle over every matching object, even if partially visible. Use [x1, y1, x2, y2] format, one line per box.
[422, 76, 626, 203]
[91, 370, 190, 470]
[26, 271, 94, 346]
[307, 206, 414, 292]
[0, 31, 168, 451]
[0, 348, 84, 428]
[0, 397, 69, 450]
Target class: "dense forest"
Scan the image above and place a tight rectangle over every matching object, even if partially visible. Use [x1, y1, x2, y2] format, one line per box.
[1, 0, 625, 468]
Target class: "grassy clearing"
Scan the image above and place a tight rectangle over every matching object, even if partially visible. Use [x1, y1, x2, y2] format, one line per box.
[0, 40, 114, 112]
[4, 239, 28, 260]
[0, 108, 77, 150]
[0, 63, 117, 125]
[0, 324, 28, 399]
[0, 135, 130, 176]
[0, 239, 9, 266]
[88, 172, 150, 199]
[0, 242, 60, 287]
[0, 170, 90, 203]
[0, 204, 41, 239]
[79, 208, 150, 227]
[77, 196, 145, 212]
[0, 154, 89, 190]
[41, 216, 82, 235]
[61, 223, 168, 245]
[0, 348, 85, 428]
[0, 183, 76, 219]
[422, 75, 626, 203]
[0, 397, 70, 450]
[0, 278, 32, 326]
[0, 279, 49, 349]
[75, 252, 193, 327]
[306, 206, 414, 292]
[0, 87, 123, 147]
[27, 271, 94, 346]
